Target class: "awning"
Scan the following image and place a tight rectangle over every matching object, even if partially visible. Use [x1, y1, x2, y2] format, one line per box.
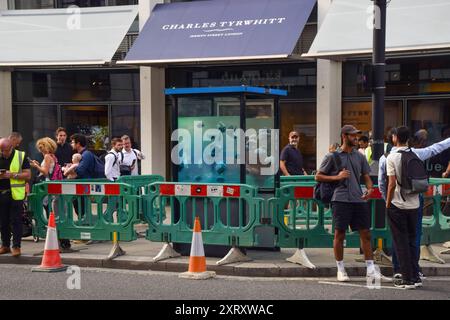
[119, 0, 316, 65]
[304, 0, 450, 59]
[0, 5, 138, 67]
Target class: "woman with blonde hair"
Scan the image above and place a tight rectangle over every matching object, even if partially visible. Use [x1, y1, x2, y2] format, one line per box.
[29, 137, 60, 181]
[29, 137, 70, 250]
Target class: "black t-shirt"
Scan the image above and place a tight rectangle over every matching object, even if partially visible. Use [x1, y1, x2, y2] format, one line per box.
[0, 149, 31, 191]
[280, 144, 304, 175]
[55, 142, 74, 167]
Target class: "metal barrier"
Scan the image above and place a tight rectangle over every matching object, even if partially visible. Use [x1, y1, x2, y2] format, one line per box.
[142, 182, 264, 264]
[29, 181, 140, 242]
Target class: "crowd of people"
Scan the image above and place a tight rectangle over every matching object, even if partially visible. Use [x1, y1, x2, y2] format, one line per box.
[0, 123, 449, 289]
[280, 124, 450, 289]
[0, 128, 145, 256]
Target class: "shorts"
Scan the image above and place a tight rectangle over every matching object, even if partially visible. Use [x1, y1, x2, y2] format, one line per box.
[331, 201, 371, 232]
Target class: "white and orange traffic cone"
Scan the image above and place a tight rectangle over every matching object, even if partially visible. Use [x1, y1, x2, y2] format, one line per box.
[32, 212, 68, 273]
[179, 217, 216, 280]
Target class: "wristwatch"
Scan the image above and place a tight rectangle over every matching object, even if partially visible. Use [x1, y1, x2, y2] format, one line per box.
[13, 173, 19, 179]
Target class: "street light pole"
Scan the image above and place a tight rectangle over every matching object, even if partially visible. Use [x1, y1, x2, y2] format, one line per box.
[371, 0, 387, 162]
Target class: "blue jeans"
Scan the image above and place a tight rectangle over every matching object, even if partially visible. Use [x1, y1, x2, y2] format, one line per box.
[392, 195, 423, 275]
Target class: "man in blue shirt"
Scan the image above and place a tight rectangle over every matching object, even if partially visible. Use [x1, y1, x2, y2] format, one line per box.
[280, 131, 307, 176]
[378, 128, 450, 281]
[70, 134, 96, 179]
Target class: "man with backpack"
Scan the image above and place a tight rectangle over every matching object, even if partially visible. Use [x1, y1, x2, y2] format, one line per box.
[121, 135, 145, 176]
[316, 125, 388, 283]
[379, 127, 450, 286]
[70, 134, 104, 179]
[386, 126, 430, 289]
[104, 138, 123, 182]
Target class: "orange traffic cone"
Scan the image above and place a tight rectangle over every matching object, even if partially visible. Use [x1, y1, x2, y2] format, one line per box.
[179, 217, 216, 280]
[32, 212, 68, 272]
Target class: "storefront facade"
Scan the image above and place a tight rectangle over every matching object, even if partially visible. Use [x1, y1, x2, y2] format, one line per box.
[1, 0, 449, 179]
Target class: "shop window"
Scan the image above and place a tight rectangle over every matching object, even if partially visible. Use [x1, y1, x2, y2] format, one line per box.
[111, 104, 141, 149]
[408, 99, 450, 178]
[12, 0, 55, 9]
[32, 73, 49, 98]
[61, 105, 109, 153]
[342, 100, 403, 138]
[56, 0, 105, 7]
[167, 63, 317, 100]
[344, 57, 450, 97]
[280, 102, 316, 172]
[13, 105, 58, 163]
[13, 70, 140, 103]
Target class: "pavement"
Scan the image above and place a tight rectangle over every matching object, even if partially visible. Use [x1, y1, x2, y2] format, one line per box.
[1, 225, 450, 278]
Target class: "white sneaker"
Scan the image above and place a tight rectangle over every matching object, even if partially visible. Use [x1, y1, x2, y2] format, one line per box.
[366, 269, 392, 282]
[337, 270, 350, 282]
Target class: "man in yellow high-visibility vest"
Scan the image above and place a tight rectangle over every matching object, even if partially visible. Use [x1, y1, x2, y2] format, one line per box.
[0, 138, 31, 257]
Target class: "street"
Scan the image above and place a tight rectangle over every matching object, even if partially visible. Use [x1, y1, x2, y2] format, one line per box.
[0, 264, 449, 300]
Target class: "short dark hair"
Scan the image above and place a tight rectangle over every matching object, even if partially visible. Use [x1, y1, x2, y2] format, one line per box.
[387, 127, 397, 146]
[358, 135, 369, 143]
[70, 134, 87, 147]
[441, 125, 450, 138]
[56, 127, 67, 135]
[395, 126, 410, 144]
[111, 138, 123, 146]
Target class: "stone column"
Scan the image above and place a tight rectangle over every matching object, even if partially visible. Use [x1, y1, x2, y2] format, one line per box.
[316, 0, 342, 168]
[0, 70, 13, 138]
[138, 0, 166, 177]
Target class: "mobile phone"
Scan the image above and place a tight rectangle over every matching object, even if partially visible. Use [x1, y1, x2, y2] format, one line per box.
[27, 157, 33, 163]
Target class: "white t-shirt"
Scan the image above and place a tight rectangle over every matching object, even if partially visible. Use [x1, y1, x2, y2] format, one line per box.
[386, 147, 420, 210]
[104, 149, 121, 181]
[122, 149, 144, 176]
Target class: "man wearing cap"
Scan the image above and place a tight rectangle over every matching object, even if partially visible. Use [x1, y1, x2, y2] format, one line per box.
[280, 131, 307, 176]
[316, 125, 388, 282]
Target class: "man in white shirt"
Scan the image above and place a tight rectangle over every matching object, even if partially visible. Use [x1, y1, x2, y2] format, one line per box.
[121, 135, 145, 176]
[104, 138, 123, 181]
[386, 126, 420, 289]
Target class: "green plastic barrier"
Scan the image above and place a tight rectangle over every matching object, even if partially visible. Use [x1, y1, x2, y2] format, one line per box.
[117, 175, 165, 222]
[142, 182, 264, 247]
[421, 178, 450, 245]
[28, 181, 140, 242]
[270, 184, 393, 250]
[280, 176, 332, 225]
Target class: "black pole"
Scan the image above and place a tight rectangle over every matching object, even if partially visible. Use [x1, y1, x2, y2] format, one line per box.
[371, 0, 386, 162]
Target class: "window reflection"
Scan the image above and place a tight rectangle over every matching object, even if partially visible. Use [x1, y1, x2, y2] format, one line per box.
[13, 70, 140, 102]
[280, 102, 316, 173]
[111, 105, 140, 149]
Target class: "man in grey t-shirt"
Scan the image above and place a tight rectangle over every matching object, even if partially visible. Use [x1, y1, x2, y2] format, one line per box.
[316, 125, 388, 283]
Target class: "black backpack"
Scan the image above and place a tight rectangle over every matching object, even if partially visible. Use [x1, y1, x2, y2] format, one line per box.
[119, 150, 139, 176]
[80, 149, 105, 179]
[397, 149, 429, 198]
[314, 152, 342, 204]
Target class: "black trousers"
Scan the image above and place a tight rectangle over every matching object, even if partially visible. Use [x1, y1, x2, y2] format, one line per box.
[0, 192, 23, 248]
[387, 204, 419, 282]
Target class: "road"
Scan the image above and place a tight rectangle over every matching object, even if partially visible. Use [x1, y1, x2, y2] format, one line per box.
[0, 264, 449, 301]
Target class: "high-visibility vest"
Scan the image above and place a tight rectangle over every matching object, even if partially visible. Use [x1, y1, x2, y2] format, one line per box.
[9, 150, 26, 201]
